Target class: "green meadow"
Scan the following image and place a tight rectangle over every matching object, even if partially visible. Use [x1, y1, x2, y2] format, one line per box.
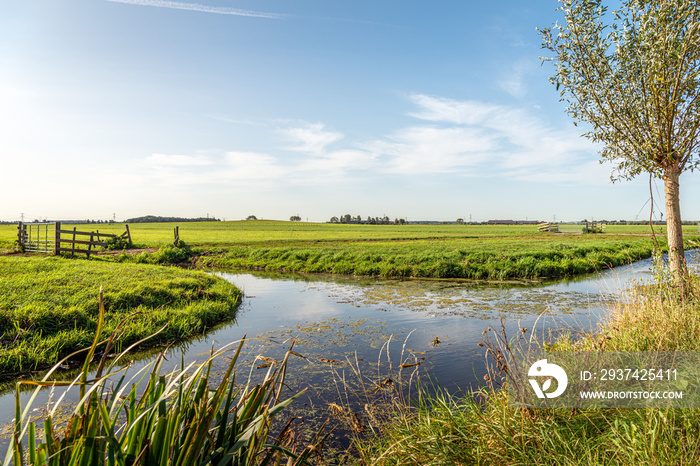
[3, 221, 697, 280]
[0, 255, 241, 381]
[3, 220, 695, 248]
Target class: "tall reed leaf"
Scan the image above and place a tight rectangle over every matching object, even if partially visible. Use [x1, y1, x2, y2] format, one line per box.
[6, 291, 324, 466]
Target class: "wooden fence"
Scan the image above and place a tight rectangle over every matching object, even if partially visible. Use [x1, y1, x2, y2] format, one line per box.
[18, 222, 132, 257]
[584, 221, 606, 233]
[537, 222, 559, 232]
[537, 222, 607, 233]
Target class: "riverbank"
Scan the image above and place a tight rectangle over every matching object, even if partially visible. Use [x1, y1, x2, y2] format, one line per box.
[353, 272, 700, 464]
[0, 254, 241, 381]
[197, 239, 658, 280]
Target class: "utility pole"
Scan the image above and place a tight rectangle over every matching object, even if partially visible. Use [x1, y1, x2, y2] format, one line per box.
[21, 213, 24, 222]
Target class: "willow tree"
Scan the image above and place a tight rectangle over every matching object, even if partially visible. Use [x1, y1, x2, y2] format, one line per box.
[540, 0, 700, 280]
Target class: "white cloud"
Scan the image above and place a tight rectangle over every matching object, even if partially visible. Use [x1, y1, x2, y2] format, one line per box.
[348, 93, 602, 183]
[498, 76, 526, 99]
[103, 0, 285, 19]
[139, 151, 284, 186]
[297, 150, 377, 177]
[408, 94, 500, 125]
[498, 59, 535, 99]
[135, 94, 602, 189]
[281, 123, 344, 156]
[368, 126, 494, 175]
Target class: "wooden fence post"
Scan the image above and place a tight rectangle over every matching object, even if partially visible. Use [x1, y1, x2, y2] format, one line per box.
[125, 224, 132, 247]
[87, 232, 94, 258]
[54, 222, 61, 255]
[174, 226, 179, 246]
[17, 222, 23, 249]
[73, 227, 77, 256]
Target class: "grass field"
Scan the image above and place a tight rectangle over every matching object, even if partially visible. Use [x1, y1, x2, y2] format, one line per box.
[3, 220, 698, 280]
[2, 221, 698, 248]
[0, 255, 241, 380]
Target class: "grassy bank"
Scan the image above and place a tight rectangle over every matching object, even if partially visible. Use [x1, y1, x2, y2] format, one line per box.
[0, 255, 241, 380]
[200, 238, 658, 280]
[353, 274, 700, 465]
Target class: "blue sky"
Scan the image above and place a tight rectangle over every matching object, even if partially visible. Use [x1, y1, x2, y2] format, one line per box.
[2, 0, 698, 222]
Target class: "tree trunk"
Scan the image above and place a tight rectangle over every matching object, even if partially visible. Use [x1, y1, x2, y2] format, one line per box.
[663, 165, 686, 280]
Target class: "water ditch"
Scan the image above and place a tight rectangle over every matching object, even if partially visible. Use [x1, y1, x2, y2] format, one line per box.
[1, 252, 698, 455]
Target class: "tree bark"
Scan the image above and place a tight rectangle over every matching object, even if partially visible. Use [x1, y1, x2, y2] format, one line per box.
[663, 165, 687, 280]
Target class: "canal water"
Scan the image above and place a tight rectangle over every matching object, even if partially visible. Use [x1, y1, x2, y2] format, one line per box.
[1, 252, 697, 454]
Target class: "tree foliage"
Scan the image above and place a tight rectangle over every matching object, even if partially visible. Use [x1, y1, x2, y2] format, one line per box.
[541, 0, 700, 180]
[540, 0, 700, 278]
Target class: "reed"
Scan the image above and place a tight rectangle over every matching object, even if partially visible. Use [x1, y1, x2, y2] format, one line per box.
[5, 290, 325, 466]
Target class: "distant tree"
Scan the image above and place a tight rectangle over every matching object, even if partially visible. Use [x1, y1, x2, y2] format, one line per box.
[330, 216, 339, 223]
[289, 215, 302, 222]
[246, 215, 258, 221]
[541, 0, 700, 282]
[456, 218, 465, 225]
[343, 214, 351, 224]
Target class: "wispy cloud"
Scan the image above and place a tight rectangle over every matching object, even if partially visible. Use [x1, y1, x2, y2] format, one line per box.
[367, 126, 493, 175]
[103, 0, 286, 19]
[497, 60, 535, 99]
[281, 123, 344, 156]
[386, 93, 601, 181]
[136, 94, 602, 188]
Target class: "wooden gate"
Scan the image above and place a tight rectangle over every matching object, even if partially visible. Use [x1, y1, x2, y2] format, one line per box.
[17, 222, 132, 257]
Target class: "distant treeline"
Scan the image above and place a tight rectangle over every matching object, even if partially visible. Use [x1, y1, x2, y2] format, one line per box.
[125, 215, 221, 223]
[330, 215, 406, 225]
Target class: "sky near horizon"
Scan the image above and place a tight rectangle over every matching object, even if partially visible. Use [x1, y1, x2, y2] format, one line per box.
[2, 0, 699, 223]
